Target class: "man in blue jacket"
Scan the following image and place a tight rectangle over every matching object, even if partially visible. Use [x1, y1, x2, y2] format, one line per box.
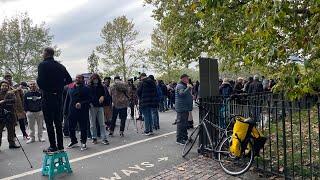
[64, 75, 91, 151]
[175, 74, 193, 145]
[37, 47, 72, 153]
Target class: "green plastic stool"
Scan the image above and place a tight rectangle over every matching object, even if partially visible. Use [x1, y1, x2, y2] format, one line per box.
[42, 151, 72, 180]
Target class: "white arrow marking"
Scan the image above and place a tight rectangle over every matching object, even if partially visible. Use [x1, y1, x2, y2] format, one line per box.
[158, 157, 169, 162]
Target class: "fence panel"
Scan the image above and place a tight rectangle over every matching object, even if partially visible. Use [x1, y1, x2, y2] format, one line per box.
[199, 93, 320, 179]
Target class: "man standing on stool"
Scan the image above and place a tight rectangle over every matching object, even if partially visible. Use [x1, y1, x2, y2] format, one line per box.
[37, 47, 72, 153]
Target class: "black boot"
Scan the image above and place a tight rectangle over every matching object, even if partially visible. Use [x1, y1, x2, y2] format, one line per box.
[9, 143, 21, 149]
[43, 146, 58, 153]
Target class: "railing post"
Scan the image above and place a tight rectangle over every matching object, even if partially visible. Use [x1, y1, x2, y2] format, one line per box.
[281, 94, 288, 178]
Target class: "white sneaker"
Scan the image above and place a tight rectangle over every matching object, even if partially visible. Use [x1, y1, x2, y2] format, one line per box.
[26, 139, 35, 144]
[80, 143, 87, 151]
[38, 138, 45, 142]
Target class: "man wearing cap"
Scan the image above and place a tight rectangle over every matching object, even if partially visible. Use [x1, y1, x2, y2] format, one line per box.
[175, 74, 193, 145]
[37, 47, 72, 153]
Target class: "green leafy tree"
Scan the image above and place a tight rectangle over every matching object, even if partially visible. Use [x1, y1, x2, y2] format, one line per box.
[96, 15, 143, 81]
[145, 0, 203, 68]
[87, 50, 100, 74]
[0, 13, 58, 82]
[148, 24, 181, 79]
[146, 0, 320, 99]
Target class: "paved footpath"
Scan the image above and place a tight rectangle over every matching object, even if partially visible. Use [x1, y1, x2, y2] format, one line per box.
[0, 109, 264, 180]
[145, 156, 241, 180]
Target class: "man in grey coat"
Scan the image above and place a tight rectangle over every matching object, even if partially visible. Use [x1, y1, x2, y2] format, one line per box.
[175, 74, 193, 145]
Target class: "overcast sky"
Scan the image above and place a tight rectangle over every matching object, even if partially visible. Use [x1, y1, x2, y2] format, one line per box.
[0, 0, 156, 77]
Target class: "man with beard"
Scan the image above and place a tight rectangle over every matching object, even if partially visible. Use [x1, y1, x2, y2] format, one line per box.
[4, 73, 29, 140]
[37, 47, 72, 153]
[0, 81, 20, 150]
[64, 75, 91, 151]
[24, 81, 45, 144]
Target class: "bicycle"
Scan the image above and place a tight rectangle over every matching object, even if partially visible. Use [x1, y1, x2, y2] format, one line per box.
[182, 102, 255, 176]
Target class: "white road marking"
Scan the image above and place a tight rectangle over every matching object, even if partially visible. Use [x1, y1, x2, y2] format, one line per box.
[158, 157, 169, 162]
[0, 131, 176, 180]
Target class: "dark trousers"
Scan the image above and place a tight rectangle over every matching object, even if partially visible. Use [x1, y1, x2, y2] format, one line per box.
[110, 107, 127, 132]
[63, 116, 69, 136]
[18, 118, 28, 136]
[0, 121, 15, 146]
[130, 103, 135, 118]
[42, 92, 64, 149]
[176, 112, 189, 142]
[69, 111, 88, 144]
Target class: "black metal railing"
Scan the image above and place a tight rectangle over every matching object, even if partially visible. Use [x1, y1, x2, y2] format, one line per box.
[199, 93, 320, 179]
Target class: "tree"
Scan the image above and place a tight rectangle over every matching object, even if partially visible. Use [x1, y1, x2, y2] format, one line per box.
[96, 15, 142, 81]
[0, 13, 58, 82]
[145, 0, 203, 68]
[87, 50, 100, 74]
[146, 0, 320, 99]
[148, 24, 180, 78]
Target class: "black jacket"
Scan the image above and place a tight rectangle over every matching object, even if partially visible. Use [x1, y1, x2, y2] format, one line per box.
[159, 83, 168, 97]
[248, 80, 263, 94]
[137, 78, 158, 108]
[88, 84, 107, 107]
[233, 82, 244, 94]
[219, 83, 233, 97]
[24, 91, 42, 112]
[37, 57, 72, 93]
[64, 84, 91, 120]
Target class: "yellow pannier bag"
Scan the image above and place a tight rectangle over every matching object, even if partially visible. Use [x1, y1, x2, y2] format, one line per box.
[230, 117, 251, 157]
[251, 126, 262, 138]
[251, 126, 267, 156]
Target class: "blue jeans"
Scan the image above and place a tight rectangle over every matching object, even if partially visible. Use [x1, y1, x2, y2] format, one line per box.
[89, 107, 107, 140]
[163, 96, 168, 110]
[159, 98, 165, 112]
[141, 107, 153, 133]
[151, 108, 159, 129]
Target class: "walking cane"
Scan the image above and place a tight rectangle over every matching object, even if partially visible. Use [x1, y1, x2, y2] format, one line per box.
[15, 135, 33, 168]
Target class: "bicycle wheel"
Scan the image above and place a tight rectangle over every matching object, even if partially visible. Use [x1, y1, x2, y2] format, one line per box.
[182, 125, 200, 158]
[217, 136, 254, 176]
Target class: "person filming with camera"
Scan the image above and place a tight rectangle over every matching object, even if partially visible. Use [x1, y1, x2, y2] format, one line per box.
[0, 80, 20, 150]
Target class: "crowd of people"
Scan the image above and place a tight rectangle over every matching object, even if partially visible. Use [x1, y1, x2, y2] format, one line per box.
[0, 47, 200, 152]
[218, 75, 276, 97]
